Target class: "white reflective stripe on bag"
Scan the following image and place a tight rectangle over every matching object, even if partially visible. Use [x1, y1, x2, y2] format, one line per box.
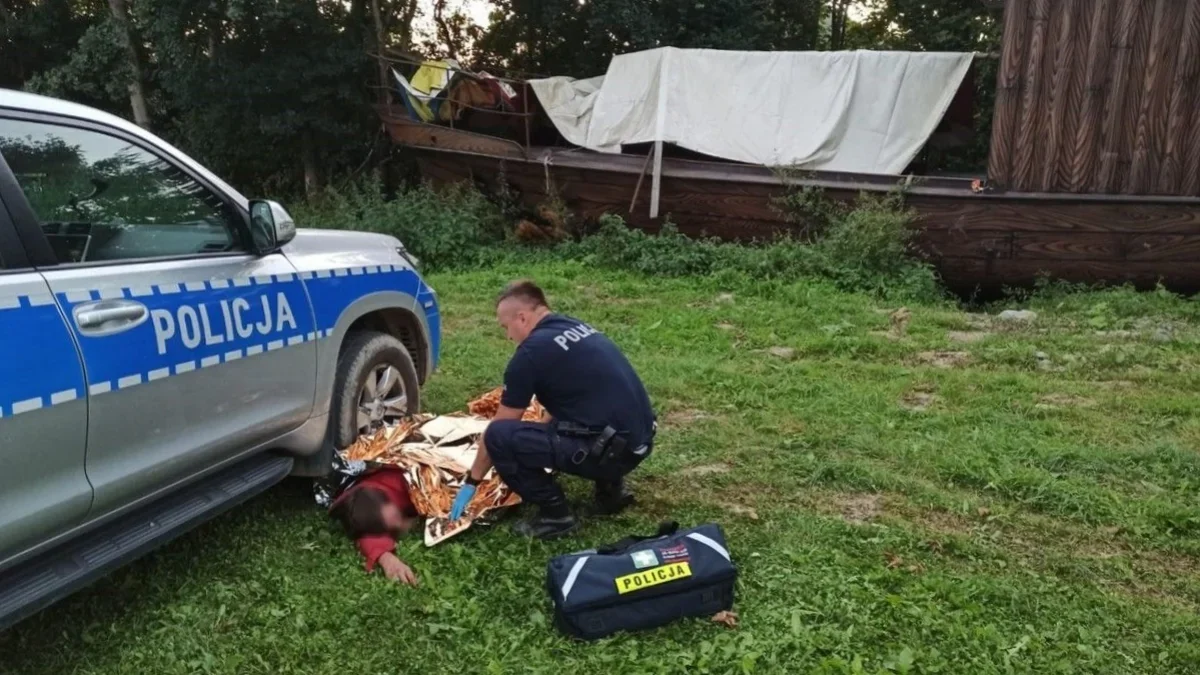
[685, 532, 730, 561]
[560, 556, 590, 600]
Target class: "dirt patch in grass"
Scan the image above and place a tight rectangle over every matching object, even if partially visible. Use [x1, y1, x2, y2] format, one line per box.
[767, 346, 797, 360]
[947, 331, 991, 344]
[900, 391, 940, 412]
[719, 502, 760, 520]
[982, 509, 1200, 578]
[832, 492, 884, 524]
[1035, 393, 1096, 409]
[663, 408, 710, 427]
[964, 313, 992, 329]
[679, 463, 732, 477]
[715, 322, 737, 331]
[910, 509, 976, 537]
[915, 351, 971, 369]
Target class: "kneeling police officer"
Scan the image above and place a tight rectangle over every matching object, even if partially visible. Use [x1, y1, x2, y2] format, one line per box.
[449, 280, 656, 539]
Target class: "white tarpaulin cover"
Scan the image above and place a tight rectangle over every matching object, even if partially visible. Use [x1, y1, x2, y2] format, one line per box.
[527, 75, 612, 150]
[530, 47, 973, 174]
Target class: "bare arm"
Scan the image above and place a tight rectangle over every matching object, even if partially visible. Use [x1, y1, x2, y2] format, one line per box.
[468, 405, 526, 482]
[377, 551, 418, 586]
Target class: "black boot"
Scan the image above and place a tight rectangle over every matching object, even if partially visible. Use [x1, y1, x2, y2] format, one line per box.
[593, 478, 635, 515]
[512, 506, 578, 540]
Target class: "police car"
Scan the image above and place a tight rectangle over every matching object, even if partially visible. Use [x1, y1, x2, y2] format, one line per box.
[0, 90, 440, 629]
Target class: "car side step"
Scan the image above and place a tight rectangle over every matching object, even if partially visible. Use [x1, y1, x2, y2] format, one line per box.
[0, 453, 293, 632]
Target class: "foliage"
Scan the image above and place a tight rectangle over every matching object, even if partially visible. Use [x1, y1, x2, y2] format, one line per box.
[291, 179, 509, 271]
[567, 188, 940, 302]
[771, 170, 850, 239]
[809, 191, 939, 299]
[847, 0, 998, 51]
[21, 13, 136, 116]
[7, 0, 394, 197]
[3, 1, 1005, 191]
[4, 261, 1200, 673]
[847, 0, 1004, 173]
[138, 0, 374, 194]
[0, 0, 108, 91]
[1, 123, 223, 226]
[476, 0, 825, 77]
[1001, 278, 1200, 328]
[284, 176, 938, 300]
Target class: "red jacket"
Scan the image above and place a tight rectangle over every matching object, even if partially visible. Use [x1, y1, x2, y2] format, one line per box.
[329, 467, 414, 572]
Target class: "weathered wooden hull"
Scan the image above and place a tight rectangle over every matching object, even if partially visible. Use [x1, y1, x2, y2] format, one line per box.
[383, 115, 1200, 293]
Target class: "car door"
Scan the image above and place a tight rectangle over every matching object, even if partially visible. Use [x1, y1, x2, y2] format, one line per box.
[0, 159, 91, 565]
[0, 114, 318, 519]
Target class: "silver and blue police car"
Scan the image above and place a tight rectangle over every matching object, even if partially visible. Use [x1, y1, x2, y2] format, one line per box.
[0, 89, 440, 629]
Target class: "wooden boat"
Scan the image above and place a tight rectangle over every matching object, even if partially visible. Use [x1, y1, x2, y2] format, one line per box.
[378, 1, 1200, 294]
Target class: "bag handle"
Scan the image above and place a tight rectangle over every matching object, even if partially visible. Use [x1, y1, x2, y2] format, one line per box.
[596, 521, 679, 554]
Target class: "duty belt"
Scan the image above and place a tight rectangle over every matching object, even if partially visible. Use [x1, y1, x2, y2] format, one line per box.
[558, 421, 656, 467]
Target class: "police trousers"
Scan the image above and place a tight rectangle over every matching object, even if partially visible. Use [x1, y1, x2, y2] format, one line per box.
[483, 420, 647, 508]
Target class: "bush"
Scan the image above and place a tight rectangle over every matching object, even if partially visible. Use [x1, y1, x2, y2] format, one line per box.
[808, 192, 942, 300]
[562, 215, 728, 277]
[291, 179, 507, 271]
[564, 191, 942, 302]
[998, 277, 1200, 326]
[292, 179, 942, 301]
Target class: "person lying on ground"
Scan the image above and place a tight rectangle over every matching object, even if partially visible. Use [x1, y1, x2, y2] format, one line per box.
[448, 279, 657, 540]
[329, 466, 421, 585]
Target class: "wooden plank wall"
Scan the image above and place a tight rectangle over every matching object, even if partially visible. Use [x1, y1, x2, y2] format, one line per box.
[988, 0, 1200, 196]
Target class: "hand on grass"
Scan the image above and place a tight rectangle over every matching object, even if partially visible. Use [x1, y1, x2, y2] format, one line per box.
[379, 553, 419, 586]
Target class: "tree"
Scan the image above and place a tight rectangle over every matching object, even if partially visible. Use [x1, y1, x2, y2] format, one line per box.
[845, 0, 997, 52]
[3, 0, 1002, 193]
[828, 0, 851, 50]
[845, 0, 1002, 172]
[140, 0, 375, 196]
[106, 0, 152, 128]
[1, 0, 109, 91]
[474, 0, 825, 78]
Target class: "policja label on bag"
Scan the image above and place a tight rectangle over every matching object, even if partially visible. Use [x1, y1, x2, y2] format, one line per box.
[614, 562, 692, 594]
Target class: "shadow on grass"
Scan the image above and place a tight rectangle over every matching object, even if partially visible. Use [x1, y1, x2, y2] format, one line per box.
[0, 480, 318, 673]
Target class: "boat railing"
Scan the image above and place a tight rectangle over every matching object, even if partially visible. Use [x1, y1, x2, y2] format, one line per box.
[371, 49, 1005, 216]
[370, 49, 1002, 154]
[370, 51, 543, 151]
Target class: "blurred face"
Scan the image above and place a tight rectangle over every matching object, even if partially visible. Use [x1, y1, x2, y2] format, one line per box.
[380, 503, 416, 535]
[497, 298, 543, 344]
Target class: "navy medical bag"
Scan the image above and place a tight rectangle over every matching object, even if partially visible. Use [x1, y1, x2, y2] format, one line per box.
[545, 522, 737, 640]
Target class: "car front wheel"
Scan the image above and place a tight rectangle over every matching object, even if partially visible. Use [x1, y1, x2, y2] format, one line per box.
[331, 330, 421, 449]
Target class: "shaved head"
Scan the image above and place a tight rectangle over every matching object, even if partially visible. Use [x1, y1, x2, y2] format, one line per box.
[496, 280, 551, 344]
[496, 280, 549, 310]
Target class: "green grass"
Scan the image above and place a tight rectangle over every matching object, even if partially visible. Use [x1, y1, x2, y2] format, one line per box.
[3, 260, 1199, 674]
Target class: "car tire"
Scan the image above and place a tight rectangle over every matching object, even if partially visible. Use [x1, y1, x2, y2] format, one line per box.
[330, 330, 421, 450]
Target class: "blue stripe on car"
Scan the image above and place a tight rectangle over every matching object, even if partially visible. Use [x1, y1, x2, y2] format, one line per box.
[0, 265, 437, 418]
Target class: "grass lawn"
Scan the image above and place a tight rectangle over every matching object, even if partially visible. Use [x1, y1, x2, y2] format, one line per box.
[3, 260, 1199, 674]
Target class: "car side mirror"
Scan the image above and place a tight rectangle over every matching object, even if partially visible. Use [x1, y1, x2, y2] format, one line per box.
[248, 199, 297, 254]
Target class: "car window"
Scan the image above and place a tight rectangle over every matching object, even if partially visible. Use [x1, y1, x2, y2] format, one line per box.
[0, 118, 242, 264]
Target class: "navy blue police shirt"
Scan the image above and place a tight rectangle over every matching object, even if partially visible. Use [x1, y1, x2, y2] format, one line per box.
[500, 314, 654, 445]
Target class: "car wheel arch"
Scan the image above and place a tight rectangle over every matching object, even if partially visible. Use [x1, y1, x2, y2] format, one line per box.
[324, 291, 430, 385]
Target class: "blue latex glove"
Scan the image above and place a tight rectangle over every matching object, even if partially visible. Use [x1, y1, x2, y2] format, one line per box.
[450, 483, 477, 521]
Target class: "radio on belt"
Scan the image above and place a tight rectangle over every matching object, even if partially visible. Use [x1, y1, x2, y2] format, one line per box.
[545, 522, 737, 640]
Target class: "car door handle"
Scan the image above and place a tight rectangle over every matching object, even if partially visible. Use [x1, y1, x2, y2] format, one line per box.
[74, 300, 149, 335]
